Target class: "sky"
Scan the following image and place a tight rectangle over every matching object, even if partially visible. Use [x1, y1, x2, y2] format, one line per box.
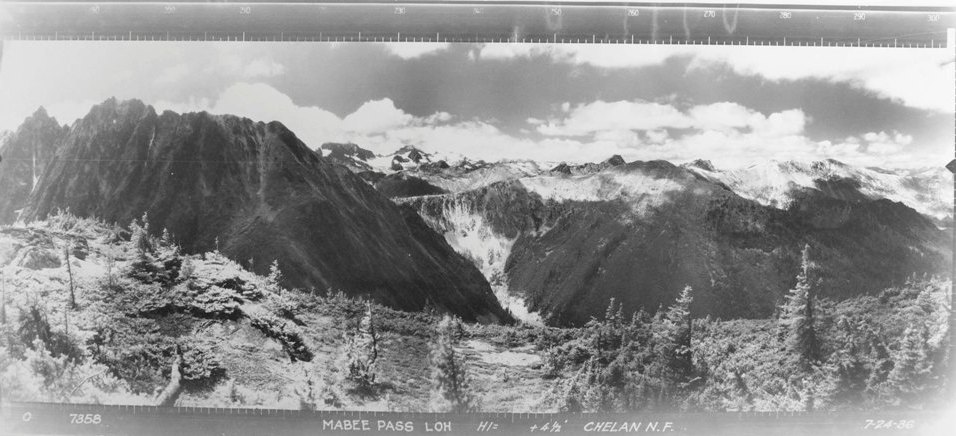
[0, 40, 952, 169]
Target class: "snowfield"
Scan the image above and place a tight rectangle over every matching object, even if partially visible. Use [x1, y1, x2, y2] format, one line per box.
[519, 171, 684, 216]
[687, 159, 952, 221]
[418, 199, 543, 325]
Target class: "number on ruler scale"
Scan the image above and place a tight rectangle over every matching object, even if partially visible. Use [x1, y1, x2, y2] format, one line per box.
[473, 8, 483, 15]
[551, 8, 562, 16]
[853, 12, 866, 21]
[703, 10, 716, 18]
[394, 7, 407, 15]
[163, 5, 176, 15]
[779, 11, 792, 20]
[928, 14, 939, 22]
[89, 5, 100, 14]
[627, 8, 640, 17]
[239, 6, 252, 15]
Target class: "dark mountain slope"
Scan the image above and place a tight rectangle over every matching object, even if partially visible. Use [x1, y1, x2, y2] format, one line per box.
[0, 108, 69, 223]
[15, 99, 509, 323]
[374, 173, 448, 198]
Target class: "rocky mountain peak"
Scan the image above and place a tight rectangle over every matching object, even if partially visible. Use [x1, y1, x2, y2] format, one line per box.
[321, 142, 375, 162]
[686, 159, 716, 172]
[3, 99, 511, 323]
[604, 155, 626, 166]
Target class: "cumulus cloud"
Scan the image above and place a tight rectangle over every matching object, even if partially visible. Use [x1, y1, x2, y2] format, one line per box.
[342, 99, 415, 134]
[537, 100, 807, 140]
[816, 130, 924, 167]
[146, 85, 930, 169]
[537, 100, 692, 136]
[524, 99, 927, 167]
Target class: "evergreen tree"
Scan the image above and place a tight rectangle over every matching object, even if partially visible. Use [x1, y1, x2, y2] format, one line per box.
[267, 260, 283, 289]
[828, 317, 870, 406]
[558, 369, 584, 413]
[344, 301, 378, 391]
[663, 286, 694, 379]
[428, 315, 478, 413]
[581, 357, 608, 411]
[779, 244, 820, 366]
[884, 324, 932, 403]
[129, 212, 153, 258]
[541, 346, 562, 379]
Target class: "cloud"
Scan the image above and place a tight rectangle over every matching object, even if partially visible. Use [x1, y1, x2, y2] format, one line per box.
[379, 42, 450, 59]
[241, 58, 286, 78]
[474, 43, 955, 113]
[526, 98, 932, 167]
[817, 130, 919, 166]
[342, 99, 415, 133]
[689, 46, 955, 113]
[157, 56, 284, 86]
[537, 100, 692, 136]
[0, 41, 290, 132]
[155, 64, 191, 85]
[148, 84, 931, 169]
[537, 100, 807, 139]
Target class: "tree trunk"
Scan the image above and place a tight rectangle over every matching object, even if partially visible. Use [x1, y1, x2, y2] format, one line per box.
[64, 244, 76, 310]
[1, 272, 6, 325]
[155, 346, 184, 407]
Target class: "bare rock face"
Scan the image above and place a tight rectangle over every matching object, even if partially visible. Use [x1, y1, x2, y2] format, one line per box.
[320, 142, 375, 173]
[0, 108, 69, 223]
[16, 246, 61, 270]
[10, 98, 510, 323]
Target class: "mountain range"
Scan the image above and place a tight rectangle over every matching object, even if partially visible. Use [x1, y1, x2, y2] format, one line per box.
[319, 140, 951, 325]
[0, 100, 950, 327]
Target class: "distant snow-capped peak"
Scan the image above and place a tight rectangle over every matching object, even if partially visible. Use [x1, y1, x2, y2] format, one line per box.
[684, 158, 952, 221]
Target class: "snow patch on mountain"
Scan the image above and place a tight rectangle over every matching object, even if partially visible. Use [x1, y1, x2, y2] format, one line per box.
[686, 159, 952, 221]
[416, 160, 547, 193]
[519, 171, 683, 215]
[367, 146, 464, 173]
[418, 199, 543, 325]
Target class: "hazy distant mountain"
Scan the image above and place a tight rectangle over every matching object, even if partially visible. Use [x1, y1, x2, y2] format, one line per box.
[406, 159, 547, 193]
[550, 155, 627, 176]
[319, 142, 375, 173]
[1, 99, 511, 323]
[364, 145, 445, 172]
[684, 158, 952, 225]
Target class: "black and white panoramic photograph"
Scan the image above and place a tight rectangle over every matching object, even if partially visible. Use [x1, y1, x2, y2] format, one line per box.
[0, 40, 952, 414]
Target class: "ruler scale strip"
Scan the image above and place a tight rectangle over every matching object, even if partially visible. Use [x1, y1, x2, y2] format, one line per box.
[0, 2, 952, 47]
[0, 401, 947, 435]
